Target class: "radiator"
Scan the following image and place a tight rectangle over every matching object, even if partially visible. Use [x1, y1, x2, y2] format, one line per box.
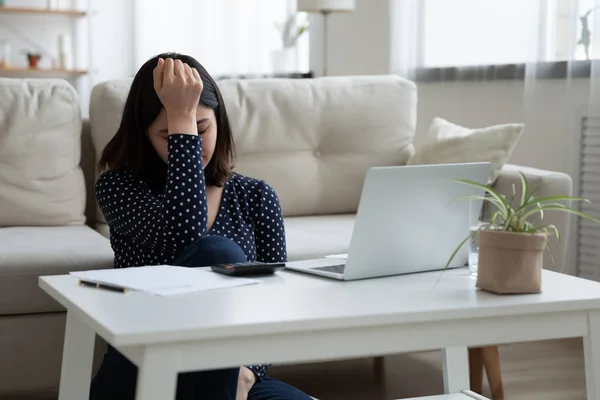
[578, 116, 600, 281]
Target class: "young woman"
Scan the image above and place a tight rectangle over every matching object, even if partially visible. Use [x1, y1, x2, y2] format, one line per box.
[91, 53, 311, 400]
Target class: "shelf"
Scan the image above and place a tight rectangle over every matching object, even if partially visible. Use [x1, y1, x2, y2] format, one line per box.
[0, 6, 86, 17]
[0, 67, 88, 77]
[396, 392, 489, 400]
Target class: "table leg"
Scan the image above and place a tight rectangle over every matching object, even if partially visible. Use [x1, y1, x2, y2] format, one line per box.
[442, 346, 470, 394]
[58, 311, 96, 400]
[135, 346, 179, 400]
[584, 310, 600, 400]
[468, 347, 483, 394]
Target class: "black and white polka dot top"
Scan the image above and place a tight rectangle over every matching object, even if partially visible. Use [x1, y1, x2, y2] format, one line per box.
[95, 134, 287, 380]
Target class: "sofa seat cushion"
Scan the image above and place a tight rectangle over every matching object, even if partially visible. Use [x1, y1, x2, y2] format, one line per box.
[284, 215, 355, 261]
[0, 226, 114, 315]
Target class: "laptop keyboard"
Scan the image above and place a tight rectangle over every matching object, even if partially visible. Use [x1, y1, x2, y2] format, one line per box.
[311, 264, 346, 274]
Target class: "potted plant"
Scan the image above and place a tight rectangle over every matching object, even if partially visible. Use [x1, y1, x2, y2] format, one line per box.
[24, 52, 42, 69]
[271, 13, 309, 74]
[446, 172, 600, 294]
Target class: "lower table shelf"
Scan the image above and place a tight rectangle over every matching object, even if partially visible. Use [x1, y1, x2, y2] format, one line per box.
[398, 391, 489, 400]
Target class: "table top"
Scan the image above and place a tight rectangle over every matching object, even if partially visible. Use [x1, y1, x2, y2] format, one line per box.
[39, 267, 600, 346]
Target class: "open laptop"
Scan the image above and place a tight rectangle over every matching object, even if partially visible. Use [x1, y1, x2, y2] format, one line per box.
[284, 162, 491, 280]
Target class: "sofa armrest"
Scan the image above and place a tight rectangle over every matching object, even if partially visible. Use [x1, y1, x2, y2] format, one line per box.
[491, 164, 573, 273]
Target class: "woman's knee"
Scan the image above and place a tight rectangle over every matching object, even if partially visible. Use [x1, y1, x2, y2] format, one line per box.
[173, 235, 247, 267]
[177, 367, 239, 400]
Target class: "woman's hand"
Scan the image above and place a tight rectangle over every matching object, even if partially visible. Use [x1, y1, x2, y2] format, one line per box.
[236, 366, 256, 400]
[153, 57, 203, 134]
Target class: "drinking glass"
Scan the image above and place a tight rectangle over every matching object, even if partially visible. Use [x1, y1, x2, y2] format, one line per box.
[468, 199, 487, 276]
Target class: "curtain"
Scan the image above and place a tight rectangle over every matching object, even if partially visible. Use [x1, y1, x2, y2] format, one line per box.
[391, 0, 600, 280]
[133, 0, 309, 76]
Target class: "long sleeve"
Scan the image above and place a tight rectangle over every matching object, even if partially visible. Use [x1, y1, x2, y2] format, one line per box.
[254, 181, 287, 263]
[95, 134, 208, 256]
[244, 182, 287, 381]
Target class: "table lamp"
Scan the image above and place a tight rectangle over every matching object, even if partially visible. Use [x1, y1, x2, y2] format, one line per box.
[297, 0, 356, 76]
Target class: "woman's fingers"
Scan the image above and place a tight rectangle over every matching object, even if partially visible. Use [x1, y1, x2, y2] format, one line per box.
[191, 66, 201, 81]
[184, 63, 193, 82]
[152, 58, 165, 93]
[154, 57, 203, 116]
[174, 59, 185, 78]
[163, 58, 175, 82]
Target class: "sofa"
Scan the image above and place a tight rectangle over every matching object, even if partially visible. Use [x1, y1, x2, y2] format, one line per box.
[0, 75, 573, 397]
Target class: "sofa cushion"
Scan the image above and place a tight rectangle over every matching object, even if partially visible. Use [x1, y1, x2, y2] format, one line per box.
[0, 78, 86, 226]
[90, 75, 417, 222]
[0, 226, 114, 315]
[284, 215, 355, 261]
[408, 117, 524, 183]
[89, 79, 134, 226]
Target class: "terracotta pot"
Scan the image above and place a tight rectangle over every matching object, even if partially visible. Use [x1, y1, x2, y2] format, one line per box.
[27, 55, 41, 69]
[476, 230, 546, 294]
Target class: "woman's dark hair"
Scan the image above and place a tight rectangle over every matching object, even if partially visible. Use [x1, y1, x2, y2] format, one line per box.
[98, 52, 235, 190]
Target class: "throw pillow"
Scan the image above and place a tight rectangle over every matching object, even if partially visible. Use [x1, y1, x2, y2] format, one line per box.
[407, 117, 524, 183]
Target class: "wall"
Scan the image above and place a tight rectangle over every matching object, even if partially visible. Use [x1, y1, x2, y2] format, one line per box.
[309, 0, 392, 77]
[0, 0, 134, 116]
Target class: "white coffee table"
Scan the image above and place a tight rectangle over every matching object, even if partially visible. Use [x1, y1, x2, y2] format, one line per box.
[39, 267, 600, 400]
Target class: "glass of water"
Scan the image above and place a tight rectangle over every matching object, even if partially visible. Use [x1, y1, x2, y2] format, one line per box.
[468, 199, 487, 276]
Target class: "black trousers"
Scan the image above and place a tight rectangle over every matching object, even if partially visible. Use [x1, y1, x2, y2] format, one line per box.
[89, 235, 311, 400]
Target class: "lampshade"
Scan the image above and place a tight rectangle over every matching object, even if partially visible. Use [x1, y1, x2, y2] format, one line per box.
[297, 0, 355, 12]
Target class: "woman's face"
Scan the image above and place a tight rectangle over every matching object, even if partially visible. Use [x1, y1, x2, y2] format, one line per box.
[147, 104, 217, 167]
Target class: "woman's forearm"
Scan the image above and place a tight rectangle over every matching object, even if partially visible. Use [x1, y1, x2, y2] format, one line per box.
[163, 134, 209, 247]
[167, 112, 198, 136]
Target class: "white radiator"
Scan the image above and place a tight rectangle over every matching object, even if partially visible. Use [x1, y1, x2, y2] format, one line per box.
[578, 116, 600, 281]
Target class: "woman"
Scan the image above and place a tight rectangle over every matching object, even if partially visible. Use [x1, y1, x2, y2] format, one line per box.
[91, 53, 311, 400]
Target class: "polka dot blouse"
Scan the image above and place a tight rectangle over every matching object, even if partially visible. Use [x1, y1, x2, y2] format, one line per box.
[95, 134, 287, 380]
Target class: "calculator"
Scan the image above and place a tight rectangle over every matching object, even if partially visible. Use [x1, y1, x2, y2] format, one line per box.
[210, 261, 285, 276]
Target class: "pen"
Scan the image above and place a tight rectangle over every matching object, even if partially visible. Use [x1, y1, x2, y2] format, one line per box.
[79, 280, 128, 293]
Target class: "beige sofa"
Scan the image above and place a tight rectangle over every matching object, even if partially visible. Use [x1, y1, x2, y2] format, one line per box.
[0, 75, 572, 397]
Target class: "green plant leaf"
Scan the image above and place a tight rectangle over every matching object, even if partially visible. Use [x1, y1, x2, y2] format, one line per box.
[510, 183, 517, 209]
[519, 171, 529, 207]
[544, 237, 556, 269]
[515, 202, 570, 226]
[455, 179, 511, 219]
[531, 224, 560, 241]
[518, 195, 590, 211]
[521, 205, 600, 225]
[523, 182, 544, 206]
[444, 233, 471, 269]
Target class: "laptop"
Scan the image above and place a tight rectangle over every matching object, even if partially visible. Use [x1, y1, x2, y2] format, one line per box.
[284, 162, 491, 280]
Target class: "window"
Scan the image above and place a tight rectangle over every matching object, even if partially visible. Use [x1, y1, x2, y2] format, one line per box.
[133, 0, 310, 76]
[420, 0, 600, 68]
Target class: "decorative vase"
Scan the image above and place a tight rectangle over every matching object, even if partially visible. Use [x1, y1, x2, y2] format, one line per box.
[27, 54, 41, 69]
[0, 40, 9, 68]
[271, 47, 298, 74]
[476, 230, 546, 294]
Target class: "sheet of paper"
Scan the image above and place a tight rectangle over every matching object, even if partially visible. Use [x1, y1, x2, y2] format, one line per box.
[70, 265, 258, 296]
[325, 253, 348, 259]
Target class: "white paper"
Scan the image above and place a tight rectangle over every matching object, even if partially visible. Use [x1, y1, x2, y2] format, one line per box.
[325, 253, 348, 259]
[70, 265, 258, 296]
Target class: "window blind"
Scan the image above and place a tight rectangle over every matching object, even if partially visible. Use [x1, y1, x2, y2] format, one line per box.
[578, 116, 600, 281]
